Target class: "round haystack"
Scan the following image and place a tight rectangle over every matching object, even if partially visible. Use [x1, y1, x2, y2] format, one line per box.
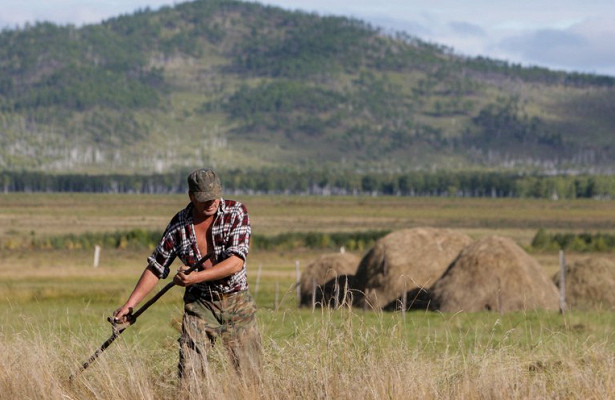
[299, 252, 360, 307]
[431, 235, 559, 313]
[352, 228, 473, 310]
[553, 257, 615, 311]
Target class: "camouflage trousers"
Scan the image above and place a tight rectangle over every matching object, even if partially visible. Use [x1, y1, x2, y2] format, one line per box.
[178, 289, 262, 380]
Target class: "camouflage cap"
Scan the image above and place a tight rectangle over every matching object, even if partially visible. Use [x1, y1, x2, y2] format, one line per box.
[187, 168, 222, 202]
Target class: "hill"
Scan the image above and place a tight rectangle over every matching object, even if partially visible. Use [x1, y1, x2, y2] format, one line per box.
[1, 0, 614, 176]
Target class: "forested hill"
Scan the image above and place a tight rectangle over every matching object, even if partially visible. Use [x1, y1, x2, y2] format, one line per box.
[1, 0, 614, 177]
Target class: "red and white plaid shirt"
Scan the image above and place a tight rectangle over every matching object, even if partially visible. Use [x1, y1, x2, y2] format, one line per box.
[147, 198, 251, 294]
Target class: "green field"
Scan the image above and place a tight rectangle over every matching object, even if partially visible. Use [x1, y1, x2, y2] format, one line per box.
[1, 193, 615, 399]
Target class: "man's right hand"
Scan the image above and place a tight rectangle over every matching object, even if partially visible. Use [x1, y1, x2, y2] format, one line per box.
[112, 305, 134, 324]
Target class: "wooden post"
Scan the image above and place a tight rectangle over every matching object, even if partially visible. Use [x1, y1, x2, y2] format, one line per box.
[343, 277, 349, 308]
[559, 249, 567, 313]
[311, 278, 317, 312]
[254, 263, 262, 300]
[401, 279, 407, 322]
[93, 245, 101, 268]
[295, 260, 301, 306]
[333, 276, 340, 309]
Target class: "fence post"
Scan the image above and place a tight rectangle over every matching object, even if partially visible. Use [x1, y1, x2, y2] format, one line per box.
[254, 263, 262, 300]
[93, 245, 101, 268]
[559, 249, 567, 313]
[295, 260, 301, 306]
[401, 291, 407, 322]
[311, 278, 316, 312]
[343, 277, 349, 308]
[333, 276, 340, 309]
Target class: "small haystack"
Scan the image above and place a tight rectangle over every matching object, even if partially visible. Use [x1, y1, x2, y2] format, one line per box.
[299, 252, 360, 308]
[553, 257, 615, 311]
[352, 228, 473, 310]
[431, 235, 559, 313]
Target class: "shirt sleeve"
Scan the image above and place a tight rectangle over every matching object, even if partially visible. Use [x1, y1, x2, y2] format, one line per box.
[224, 202, 251, 261]
[147, 222, 178, 279]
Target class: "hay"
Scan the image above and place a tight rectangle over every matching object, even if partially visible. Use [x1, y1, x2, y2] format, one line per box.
[352, 228, 473, 310]
[553, 256, 615, 311]
[299, 252, 360, 307]
[431, 235, 559, 313]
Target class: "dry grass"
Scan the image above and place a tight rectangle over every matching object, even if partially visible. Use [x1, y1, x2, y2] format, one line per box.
[2, 251, 615, 399]
[3, 306, 615, 400]
[3, 194, 615, 398]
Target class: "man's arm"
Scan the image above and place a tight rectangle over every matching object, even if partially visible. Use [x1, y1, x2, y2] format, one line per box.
[173, 255, 243, 287]
[113, 266, 160, 322]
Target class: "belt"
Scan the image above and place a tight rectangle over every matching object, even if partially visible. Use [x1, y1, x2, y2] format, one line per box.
[187, 286, 241, 301]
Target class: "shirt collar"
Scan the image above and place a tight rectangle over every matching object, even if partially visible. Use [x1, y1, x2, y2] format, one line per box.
[217, 198, 226, 215]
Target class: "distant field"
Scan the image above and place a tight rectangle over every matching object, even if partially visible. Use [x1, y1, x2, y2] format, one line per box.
[2, 191, 614, 288]
[2, 192, 615, 241]
[2, 192, 614, 276]
[1, 193, 615, 399]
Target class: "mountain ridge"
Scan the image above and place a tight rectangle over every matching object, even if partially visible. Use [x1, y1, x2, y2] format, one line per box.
[0, 0, 614, 175]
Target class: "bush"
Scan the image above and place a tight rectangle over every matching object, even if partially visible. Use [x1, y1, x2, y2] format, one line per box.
[531, 229, 615, 252]
[18, 229, 389, 252]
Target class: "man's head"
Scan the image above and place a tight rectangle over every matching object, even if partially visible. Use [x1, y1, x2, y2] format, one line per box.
[187, 168, 222, 202]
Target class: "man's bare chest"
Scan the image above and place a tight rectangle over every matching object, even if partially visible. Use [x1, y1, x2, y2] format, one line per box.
[193, 218, 214, 258]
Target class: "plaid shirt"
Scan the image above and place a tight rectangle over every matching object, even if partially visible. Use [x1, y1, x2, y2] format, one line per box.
[147, 198, 251, 294]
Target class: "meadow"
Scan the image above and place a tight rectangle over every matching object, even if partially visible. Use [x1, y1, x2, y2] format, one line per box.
[1, 193, 615, 399]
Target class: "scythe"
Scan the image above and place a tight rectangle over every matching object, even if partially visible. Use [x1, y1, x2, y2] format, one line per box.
[69, 253, 211, 381]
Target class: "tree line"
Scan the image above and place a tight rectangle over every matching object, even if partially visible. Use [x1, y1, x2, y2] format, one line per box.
[7, 227, 615, 253]
[2, 227, 388, 253]
[1, 170, 614, 199]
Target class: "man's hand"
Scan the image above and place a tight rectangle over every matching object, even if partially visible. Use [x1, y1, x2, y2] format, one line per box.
[112, 305, 134, 324]
[173, 265, 195, 287]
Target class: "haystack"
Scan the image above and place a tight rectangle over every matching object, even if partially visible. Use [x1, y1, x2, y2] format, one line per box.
[299, 252, 360, 307]
[553, 257, 615, 311]
[431, 235, 559, 313]
[352, 228, 473, 310]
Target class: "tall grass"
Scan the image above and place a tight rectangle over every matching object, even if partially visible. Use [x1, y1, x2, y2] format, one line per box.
[3, 194, 615, 399]
[3, 306, 615, 399]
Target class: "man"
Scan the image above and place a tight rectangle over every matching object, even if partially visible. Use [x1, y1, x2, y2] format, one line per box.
[113, 168, 261, 380]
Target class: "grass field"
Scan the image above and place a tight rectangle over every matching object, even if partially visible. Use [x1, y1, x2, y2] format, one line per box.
[1, 193, 615, 399]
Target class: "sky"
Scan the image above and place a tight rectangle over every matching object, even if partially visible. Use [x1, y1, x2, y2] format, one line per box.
[1, 0, 614, 77]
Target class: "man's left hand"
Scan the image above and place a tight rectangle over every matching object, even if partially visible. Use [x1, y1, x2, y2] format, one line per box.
[173, 265, 194, 287]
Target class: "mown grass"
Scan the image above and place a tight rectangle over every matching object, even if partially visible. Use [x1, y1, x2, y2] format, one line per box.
[3, 289, 615, 399]
[2, 193, 615, 398]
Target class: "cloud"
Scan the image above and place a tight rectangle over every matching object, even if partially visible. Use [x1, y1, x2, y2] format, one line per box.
[501, 29, 586, 60]
[367, 15, 432, 37]
[448, 21, 486, 37]
[498, 21, 615, 75]
[0, 0, 176, 29]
